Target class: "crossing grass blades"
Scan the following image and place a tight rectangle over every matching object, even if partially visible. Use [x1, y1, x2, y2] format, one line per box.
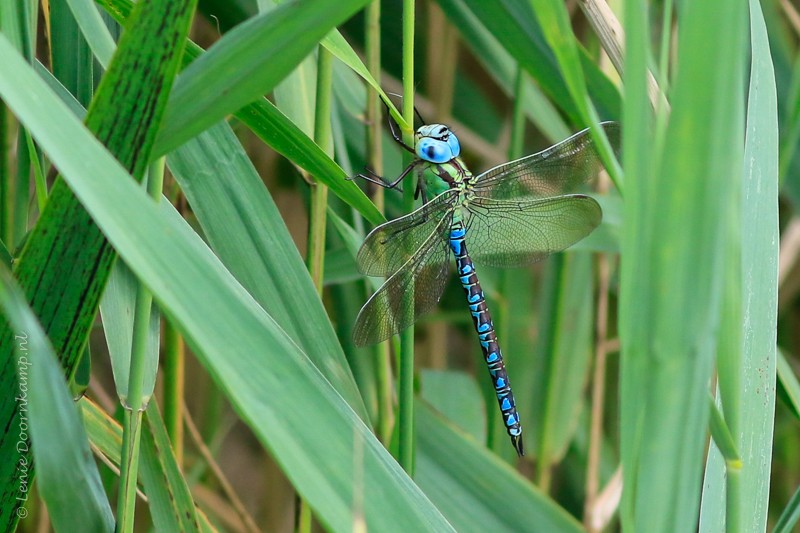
[352, 108, 619, 456]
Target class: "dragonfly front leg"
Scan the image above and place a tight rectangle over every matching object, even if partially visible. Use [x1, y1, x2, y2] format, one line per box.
[414, 178, 430, 205]
[350, 159, 423, 191]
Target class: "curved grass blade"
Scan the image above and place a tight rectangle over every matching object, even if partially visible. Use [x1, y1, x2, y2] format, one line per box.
[0, 0, 196, 523]
[619, 0, 747, 529]
[0, 264, 114, 532]
[700, 1, 778, 529]
[98, 0, 385, 226]
[80, 397, 217, 531]
[140, 402, 201, 531]
[236, 100, 384, 226]
[321, 31, 408, 130]
[416, 403, 583, 533]
[155, 0, 373, 154]
[167, 121, 369, 417]
[457, 0, 621, 123]
[0, 40, 454, 531]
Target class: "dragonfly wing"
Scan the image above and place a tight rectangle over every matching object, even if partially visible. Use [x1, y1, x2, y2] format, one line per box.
[353, 210, 455, 346]
[472, 122, 619, 201]
[464, 195, 601, 268]
[357, 190, 458, 277]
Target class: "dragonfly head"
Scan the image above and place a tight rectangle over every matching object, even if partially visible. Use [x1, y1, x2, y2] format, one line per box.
[414, 124, 461, 163]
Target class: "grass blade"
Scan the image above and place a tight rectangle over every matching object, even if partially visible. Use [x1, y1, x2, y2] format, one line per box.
[0, 0, 196, 523]
[155, 0, 372, 153]
[0, 264, 114, 531]
[0, 37, 454, 531]
[619, 0, 747, 530]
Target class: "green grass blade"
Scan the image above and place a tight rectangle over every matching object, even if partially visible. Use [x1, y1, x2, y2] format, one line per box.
[712, 1, 778, 529]
[64, 0, 115, 68]
[49, 0, 94, 107]
[0, 38, 454, 531]
[321, 30, 407, 130]
[166, 120, 369, 418]
[619, 1, 747, 531]
[99, 262, 160, 404]
[415, 403, 583, 533]
[80, 397, 218, 530]
[529, 252, 594, 485]
[0, 0, 196, 523]
[701, 2, 778, 529]
[457, 0, 620, 123]
[0, 264, 114, 532]
[99, 0, 384, 226]
[773, 482, 800, 533]
[706, 396, 742, 467]
[235, 99, 385, 226]
[140, 402, 201, 531]
[778, 349, 800, 420]
[155, 0, 372, 154]
[528, 0, 622, 191]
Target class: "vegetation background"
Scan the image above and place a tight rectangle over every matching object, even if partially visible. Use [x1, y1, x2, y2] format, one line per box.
[0, 0, 795, 531]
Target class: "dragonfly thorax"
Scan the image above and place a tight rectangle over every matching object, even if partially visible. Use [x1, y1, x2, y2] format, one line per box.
[415, 124, 461, 163]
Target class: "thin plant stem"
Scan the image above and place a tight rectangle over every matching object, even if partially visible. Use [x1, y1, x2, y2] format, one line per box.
[117, 158, 164, 532]
[162, 318, 184, 465]
[307, 48, 334, 294]
[296, 45, 335, 533]
[365, 0, 394, 446]
[116, 285, 154, 532]
[509, 68, 526, 162]
[116, 408, 144, 532]
[365, 0, 384, 213]
[398, 0, 416, 475]
[584, 253, 611, 532]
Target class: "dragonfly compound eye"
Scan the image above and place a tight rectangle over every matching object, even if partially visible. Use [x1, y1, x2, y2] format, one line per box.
[447, 132, 461, 158]
[417, 137, 454, 163]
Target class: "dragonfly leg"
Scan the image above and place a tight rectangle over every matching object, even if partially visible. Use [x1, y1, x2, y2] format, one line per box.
[414, 178, 430, 205]
[378, 94, 416, 154]
[351, 159, 422, 191]
[348, 167, 401, 192]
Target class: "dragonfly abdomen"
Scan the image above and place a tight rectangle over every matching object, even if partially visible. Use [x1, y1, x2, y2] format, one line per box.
[448, 222, 524, 456]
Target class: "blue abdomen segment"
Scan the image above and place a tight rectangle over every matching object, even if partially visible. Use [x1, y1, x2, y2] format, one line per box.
[449, 222, 524, 456]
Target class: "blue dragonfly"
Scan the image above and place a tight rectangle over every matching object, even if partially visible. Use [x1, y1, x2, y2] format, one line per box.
[353, 116, 618, 456]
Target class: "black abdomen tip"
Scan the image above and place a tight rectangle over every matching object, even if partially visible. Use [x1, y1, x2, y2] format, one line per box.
[513, 435, 525, 457]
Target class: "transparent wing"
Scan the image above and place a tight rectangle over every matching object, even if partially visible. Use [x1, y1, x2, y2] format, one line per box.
[464, 195, 601, 268]
[353, 211, 454, 346]
[472, 122, 619, 201]
[357, 189, 458, 277]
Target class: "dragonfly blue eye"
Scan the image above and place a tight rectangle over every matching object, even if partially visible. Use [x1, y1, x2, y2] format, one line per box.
[417, 138, 453, 163]
[447, 133, 461, 158]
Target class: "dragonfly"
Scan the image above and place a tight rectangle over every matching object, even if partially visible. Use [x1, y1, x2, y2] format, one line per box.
[352, 116, 619, 456]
